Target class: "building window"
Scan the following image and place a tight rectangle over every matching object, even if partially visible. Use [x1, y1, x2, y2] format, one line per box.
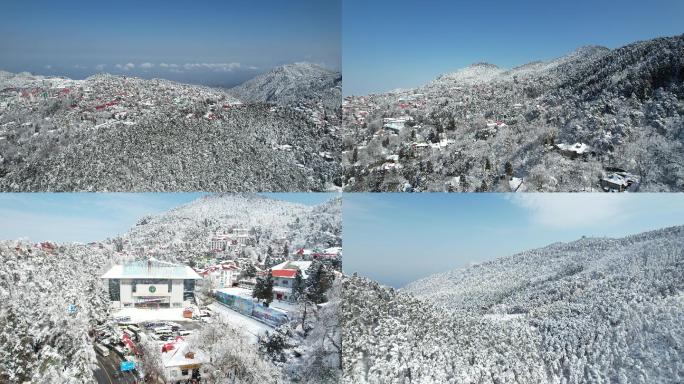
[184, 279, 195, 292]
[108, 279, 120, 301]
[181, 369, 188, 376]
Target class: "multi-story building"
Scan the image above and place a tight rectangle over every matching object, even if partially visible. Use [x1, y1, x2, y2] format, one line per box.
[101, 259, 201, 309]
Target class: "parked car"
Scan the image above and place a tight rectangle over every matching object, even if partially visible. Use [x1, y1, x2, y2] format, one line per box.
[95, 343, 110, 357]
[144, 321, 165, 329]
[113, 346, 126, 357]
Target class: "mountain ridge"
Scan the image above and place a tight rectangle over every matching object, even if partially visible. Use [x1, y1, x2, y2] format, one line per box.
[342, 225, 684, 383]
[343, 34, 684, 192]
[229, 62, 342, 108]
[0, 69, 342, 191]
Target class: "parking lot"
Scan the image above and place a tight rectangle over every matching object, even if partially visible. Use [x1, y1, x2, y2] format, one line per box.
[92, 308, 212, 383]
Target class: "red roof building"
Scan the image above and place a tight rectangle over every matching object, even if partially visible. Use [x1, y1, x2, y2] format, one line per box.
[271, 269, 297, 278]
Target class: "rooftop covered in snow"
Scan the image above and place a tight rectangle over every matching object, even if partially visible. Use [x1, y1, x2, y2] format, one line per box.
[101, 259, 201, 280]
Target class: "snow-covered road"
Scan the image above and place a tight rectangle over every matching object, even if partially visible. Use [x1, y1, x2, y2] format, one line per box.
[208, 302, 274, 343]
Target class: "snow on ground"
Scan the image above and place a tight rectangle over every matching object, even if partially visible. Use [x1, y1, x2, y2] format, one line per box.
[111, 307, 196, 323]
[269, 300, 297, 313]
[208, 302, 274, 343]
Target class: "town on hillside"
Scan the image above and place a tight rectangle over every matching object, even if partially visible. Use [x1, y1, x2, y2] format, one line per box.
[89, 225, 341, 383]
[2, 218, 341, 383]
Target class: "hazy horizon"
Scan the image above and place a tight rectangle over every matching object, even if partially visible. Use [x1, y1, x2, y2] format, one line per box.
[343, 194, 684, 288]
[0, 60, 338, 89]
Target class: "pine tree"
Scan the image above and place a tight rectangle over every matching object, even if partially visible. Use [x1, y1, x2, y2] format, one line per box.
[305, 261, 334, 304]
[241, 262, 257, 279]
[252, 276, 265, 302]
[292, 269, 305, 300]
[505, 161, 513, 177]
[252, 270, 274, 305]
[263, 271, 274, 305]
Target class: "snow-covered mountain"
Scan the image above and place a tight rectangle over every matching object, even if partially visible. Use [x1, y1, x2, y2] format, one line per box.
[343, 34, 684, 192]
[230, 62, 342, 108]
[0, 71, 341, 191]
[121, 193, 342, 264]
[342, 226, 684, 383]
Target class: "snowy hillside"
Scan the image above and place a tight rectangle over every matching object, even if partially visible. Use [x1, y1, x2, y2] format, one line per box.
[230, 62, 342, 109]
[343, 34, 684, 192]
[343, 226, 684, 383]
[0, 241, 117, 383]
[0, 71, 341, 191]
[122, 194, 342, 264]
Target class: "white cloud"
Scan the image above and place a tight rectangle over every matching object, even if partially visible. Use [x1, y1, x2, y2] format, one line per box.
[73, 64, 87, 69]
[114, 61, 244, 73]
[44, 65, 52, 70]
[182, 62, 242, 72]
[116, 63, 135, 70]
[95, 64, 106, 71]
[508, 194, 636, 228]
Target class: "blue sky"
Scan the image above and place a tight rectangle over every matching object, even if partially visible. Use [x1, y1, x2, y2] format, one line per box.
[0, 0, 340, 87]
[0, 193, 336, 243]
[343, 0, 684, 95]
[343, 194, 684, 288]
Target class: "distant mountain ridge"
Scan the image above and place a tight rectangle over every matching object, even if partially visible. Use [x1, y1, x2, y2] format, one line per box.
[342, 225, 684, 383]
[122, 193, 342, 263]
[230, 62, 342, 108]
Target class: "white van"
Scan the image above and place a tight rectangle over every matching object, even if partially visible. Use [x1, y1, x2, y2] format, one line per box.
[95, 343, 110, 357]
[154, 326, 173, 336]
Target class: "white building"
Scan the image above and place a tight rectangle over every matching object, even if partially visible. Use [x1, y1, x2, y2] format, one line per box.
[161, 337, 208, 383]
[269, 260, 312, 302]
[210, 228, 252, 252]
[101, 259, 202, 309]
[198, 262, 240, 288]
